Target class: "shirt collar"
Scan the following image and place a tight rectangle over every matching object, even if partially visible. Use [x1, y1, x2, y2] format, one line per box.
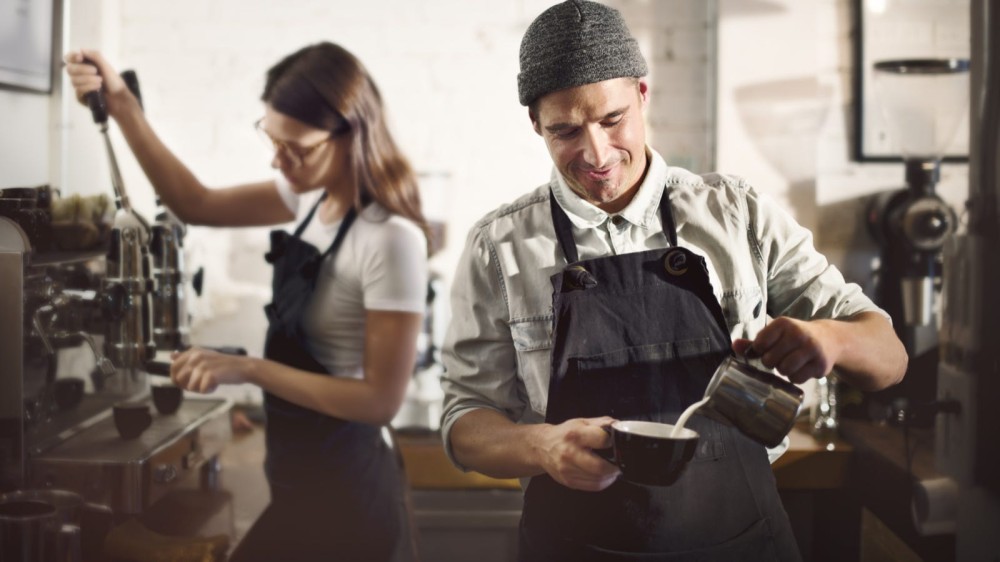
[550, 148, 670, 231]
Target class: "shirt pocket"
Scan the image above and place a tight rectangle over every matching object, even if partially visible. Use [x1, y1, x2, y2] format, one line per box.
[720, 286, 764, 339]
[510, 316, 554, 414]
[510, 316, 553, 352]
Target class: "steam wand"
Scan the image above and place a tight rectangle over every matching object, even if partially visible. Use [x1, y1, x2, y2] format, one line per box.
[32, 302, 117, 379]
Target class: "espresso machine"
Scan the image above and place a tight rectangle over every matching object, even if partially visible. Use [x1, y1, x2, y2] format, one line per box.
[0, 70, 230, 531]
[865, 58, 968, 422]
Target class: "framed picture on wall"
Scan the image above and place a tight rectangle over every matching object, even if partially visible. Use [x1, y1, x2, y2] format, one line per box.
[0, 0, 56, 93]
[853, 0, 970, 162]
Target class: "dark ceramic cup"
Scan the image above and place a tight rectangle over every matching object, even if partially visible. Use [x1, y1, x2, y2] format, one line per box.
[599, 420, 699, 486]
[113, 401, 152, 439]
[0, 499, 57, 562]
[53, 378, 85, 411]
[151, 383, 183, 415]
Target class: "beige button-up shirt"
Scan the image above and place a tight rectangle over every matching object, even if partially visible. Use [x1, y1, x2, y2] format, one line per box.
[440, 149, 884, 469]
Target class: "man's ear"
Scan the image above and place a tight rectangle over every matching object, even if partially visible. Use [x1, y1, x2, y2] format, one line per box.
[638, 79, 650, 108]
[529, 110, 542, 136]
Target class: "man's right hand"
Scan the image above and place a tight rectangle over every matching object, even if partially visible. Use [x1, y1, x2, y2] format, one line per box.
[535, 416, 620, 492]
[63, 49, 134, 118]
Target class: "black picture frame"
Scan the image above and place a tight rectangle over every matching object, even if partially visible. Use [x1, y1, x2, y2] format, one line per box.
[0, 0, 58, 94]
[853, 0, 970, 163]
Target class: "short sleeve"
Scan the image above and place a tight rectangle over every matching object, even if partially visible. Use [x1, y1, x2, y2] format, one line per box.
[359, 216, 428, 314]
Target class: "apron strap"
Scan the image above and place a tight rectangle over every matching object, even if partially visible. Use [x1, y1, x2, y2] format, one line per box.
[659, 186, 678, 247]
[292, 192, 327, 238]
[549, 189, 580, 264]
[319, 206, 358, 262]
[291, 192, 359, 261]
[549, 184, 677, 264]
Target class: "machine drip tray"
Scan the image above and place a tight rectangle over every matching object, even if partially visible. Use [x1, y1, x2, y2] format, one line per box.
[31, 397, 232, 514]
[38, 398, 226, 463]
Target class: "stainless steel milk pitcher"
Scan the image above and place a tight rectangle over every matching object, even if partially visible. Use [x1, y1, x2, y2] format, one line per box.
[702, 355, 804, 448]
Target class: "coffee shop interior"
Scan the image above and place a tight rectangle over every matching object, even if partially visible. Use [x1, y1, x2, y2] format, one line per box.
[2, 0, 999, 560]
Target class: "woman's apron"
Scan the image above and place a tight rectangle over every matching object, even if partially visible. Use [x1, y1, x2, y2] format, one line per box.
[231, 195, 411, 562]
[518, 189, 801, 561]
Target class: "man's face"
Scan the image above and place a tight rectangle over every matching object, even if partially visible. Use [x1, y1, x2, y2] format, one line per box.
[532, 78, 649, 213]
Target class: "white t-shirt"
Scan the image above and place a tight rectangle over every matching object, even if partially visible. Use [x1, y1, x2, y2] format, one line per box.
[274, 177, 428, 378]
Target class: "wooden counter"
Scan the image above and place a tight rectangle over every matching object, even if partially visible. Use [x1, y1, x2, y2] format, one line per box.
[773, 422, 853, 489]
[396, 430, 521, 490]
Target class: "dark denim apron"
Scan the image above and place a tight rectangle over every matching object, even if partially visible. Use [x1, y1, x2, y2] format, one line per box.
[517, 189, 801, 561]
[231, 195, 410, 562]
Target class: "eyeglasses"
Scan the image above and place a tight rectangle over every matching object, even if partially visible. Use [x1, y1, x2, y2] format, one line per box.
[254, 118, 331, 169]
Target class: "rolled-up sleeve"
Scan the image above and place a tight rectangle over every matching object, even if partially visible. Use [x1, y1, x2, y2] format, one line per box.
[746, 186, 887, 322]
[440, 225, 528, 470]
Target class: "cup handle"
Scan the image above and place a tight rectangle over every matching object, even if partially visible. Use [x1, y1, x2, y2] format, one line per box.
[593, 424, 617, 465]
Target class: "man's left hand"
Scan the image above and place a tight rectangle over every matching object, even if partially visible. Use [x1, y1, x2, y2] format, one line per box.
[732, 316, 837, 384]
[170, 347, 253, 393]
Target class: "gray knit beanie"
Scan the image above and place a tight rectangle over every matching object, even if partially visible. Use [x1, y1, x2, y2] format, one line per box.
[517, 0, 648, 106]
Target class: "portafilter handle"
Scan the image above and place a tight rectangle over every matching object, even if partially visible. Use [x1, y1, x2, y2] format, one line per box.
[145, 345, 247, 377]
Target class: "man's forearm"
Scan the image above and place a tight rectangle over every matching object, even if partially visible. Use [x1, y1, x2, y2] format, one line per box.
[825, 311, 907, 391]
[450, 409, 549, 479]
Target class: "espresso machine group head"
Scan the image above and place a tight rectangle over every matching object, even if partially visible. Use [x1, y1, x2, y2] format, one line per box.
[150, 204, 190, 352]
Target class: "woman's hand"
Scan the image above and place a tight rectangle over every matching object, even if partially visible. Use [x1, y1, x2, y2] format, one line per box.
[63, 49, 135, 117]
[170, 347, 256, 393]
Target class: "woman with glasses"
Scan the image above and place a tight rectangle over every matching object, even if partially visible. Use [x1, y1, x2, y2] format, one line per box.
[64, 43, 427, 561]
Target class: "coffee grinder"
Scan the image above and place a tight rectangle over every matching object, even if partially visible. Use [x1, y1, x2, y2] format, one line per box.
[865, 59, 969, 423]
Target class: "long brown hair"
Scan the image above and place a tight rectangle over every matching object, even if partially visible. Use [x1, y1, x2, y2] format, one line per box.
[262, 42, 429, 249]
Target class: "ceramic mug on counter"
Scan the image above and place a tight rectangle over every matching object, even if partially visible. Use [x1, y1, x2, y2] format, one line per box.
[598, 420, 700, 486]
[113, 401, 153, 439]
[151, 382, 183, 415]
[0, 499, 57, 562]
[0, 489, 91, 562]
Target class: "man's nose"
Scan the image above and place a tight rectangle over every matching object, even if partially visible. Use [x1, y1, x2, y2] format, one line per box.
[580, 127, 611, 168]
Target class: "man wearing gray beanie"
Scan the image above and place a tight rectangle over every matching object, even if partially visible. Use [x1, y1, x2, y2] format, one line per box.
[441, 2, 906, 560]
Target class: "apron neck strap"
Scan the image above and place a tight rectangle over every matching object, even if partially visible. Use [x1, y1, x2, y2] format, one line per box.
[550, 185, 677, 265]
[293, 192, 327, 238]
[292, 191, 359, 260]
[321, 207, 358, 260]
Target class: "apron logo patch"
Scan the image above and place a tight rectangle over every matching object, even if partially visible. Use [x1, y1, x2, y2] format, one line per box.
[565, 265, 599, 290]
[664, 249, 688, 276]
